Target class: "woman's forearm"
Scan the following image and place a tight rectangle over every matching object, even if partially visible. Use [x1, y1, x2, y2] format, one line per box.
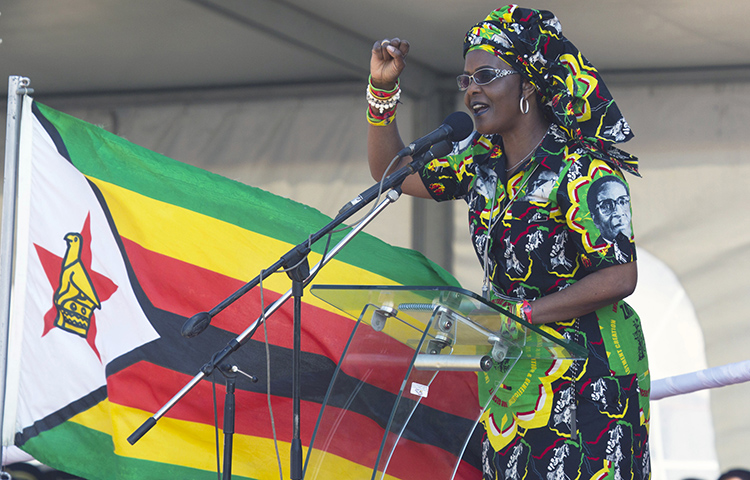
[527, 261, 638, 325]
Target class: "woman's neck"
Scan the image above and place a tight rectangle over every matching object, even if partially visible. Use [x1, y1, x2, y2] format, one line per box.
[503, 117, 551, 171]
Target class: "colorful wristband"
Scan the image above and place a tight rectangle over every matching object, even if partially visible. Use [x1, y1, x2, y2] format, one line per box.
[367, 105, 397, 126]
[368, 75, 400, 95]
[366, 76, 400, 126]
[520, 300, 533, 325]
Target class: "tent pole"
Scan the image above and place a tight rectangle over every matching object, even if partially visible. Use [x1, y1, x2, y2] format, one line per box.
[0, 76, 33, 454]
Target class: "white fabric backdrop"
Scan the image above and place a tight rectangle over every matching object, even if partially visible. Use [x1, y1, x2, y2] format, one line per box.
[617, 81, 750, 474]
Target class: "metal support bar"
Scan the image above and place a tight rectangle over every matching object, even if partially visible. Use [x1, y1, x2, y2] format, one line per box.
[413, 354, 492, 372]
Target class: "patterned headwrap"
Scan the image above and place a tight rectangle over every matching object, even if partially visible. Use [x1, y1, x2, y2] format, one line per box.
[464, 5, 639, 175]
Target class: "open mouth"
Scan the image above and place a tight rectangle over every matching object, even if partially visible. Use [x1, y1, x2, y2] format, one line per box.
[470, 102, 489, 116]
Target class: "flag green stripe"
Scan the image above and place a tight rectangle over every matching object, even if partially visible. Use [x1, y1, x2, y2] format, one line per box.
[34, 103, 322, 240]
[22, 422, 258, 480]
[34, 102, 458, 288]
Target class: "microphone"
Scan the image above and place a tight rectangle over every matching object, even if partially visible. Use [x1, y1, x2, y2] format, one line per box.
[182, 311, 212, 338]
[396, 111, 473, 158]
[337, 139, 454, 216]
[420, 139, 454, 162]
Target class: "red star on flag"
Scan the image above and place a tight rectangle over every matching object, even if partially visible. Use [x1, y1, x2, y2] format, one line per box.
[34, 213, 119, 361]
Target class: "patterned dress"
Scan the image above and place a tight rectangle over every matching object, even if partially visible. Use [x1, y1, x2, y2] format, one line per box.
[419, 124, 650, 479]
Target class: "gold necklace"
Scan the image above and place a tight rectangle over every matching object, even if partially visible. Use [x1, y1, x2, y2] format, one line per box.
[505, 125, 550, 174]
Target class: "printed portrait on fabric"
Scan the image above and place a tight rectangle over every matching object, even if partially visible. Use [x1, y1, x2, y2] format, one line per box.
[521, 169, 558, 203]
[587, 175, 632, 246]
[566, 160, 634, 256]
[467, 163, 499, 275]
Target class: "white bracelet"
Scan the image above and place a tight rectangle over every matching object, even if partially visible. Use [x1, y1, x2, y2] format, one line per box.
[366, 86, 401, 114]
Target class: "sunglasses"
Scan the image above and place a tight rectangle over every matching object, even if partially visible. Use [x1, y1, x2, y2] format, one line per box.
[456, 68, 518, 91]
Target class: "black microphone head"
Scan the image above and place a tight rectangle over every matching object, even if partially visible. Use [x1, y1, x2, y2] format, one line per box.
[443, 112, 474, 142]
[429, 140, 453, 159]
[181, 311, 213, 338]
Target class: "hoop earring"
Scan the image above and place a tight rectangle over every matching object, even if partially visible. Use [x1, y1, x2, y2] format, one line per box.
[520, 96, 530, 114]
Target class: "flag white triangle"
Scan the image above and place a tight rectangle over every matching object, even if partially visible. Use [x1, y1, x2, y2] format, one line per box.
[6, 98, 159, 438]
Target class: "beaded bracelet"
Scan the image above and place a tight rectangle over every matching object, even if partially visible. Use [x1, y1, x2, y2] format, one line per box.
[366, 76, 400, 126]
[367, 87, 400, 113]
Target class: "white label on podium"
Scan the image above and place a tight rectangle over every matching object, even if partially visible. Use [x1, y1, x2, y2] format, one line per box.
[410, 382, 429, 398]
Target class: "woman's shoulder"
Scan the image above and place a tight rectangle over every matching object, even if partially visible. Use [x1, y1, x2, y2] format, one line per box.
[436, 131, 499, 172]
[542, 125, 627, 181]
[453, 131, 497, 156]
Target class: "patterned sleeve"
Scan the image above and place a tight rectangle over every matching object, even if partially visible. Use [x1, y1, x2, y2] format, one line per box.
[418, 132, 490, 201]
[556, 154, 637, 273]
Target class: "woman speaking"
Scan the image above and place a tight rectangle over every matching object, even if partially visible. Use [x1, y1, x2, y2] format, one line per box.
[366, 5, 651, 479]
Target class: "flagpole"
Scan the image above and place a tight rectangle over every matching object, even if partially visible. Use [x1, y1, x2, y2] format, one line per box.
[0, 76, 34, 455]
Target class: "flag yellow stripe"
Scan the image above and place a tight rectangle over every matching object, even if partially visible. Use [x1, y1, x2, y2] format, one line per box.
[69, 400, 400, 479]
[90, 178, 400, 314]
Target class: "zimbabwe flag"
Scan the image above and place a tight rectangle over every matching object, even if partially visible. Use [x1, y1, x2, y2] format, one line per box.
[2, 97, 481, 479]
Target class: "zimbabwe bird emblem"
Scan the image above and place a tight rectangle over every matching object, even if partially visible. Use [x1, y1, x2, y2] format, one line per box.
[53, 232, 101, 338]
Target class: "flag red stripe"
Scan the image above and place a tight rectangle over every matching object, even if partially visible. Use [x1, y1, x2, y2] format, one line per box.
[121, 238, 479, 419]
[109, 361, 480, 480]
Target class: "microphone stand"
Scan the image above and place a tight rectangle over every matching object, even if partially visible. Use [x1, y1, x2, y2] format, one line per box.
[127, 150, 437, 479]
[215, 363, 259, 480]
[221, 364, 237, 480]
[218, 364, 237, 480]
[287, 259, 307, 480]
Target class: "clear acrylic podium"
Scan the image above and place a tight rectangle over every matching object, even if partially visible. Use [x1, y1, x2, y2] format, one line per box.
[303, 285, 587, 480]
